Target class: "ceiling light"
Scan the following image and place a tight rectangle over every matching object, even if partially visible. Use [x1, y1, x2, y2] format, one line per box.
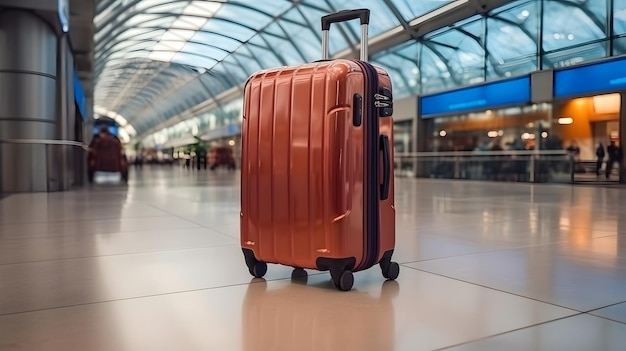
[558, 117, 573, 125]
[487, 131, 498, 138]
[439, 130, 447, 137]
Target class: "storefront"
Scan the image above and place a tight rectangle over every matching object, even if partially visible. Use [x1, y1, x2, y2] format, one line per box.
[417, 75, 547, 153]
[552, 57, 626, 180]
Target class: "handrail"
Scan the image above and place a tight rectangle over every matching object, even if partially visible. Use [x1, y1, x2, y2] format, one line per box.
[0, 138, 89, 151]
[393, 149, 575, 183]
[395, 150, 569, 158]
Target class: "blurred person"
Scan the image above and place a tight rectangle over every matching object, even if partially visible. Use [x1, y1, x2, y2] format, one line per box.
[595, 142, 605, 176]
[605, 140, 622, 179]
[566, 141, 581, 161]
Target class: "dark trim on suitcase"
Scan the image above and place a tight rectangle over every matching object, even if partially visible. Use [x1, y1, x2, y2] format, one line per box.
[316, 256, 357, 272]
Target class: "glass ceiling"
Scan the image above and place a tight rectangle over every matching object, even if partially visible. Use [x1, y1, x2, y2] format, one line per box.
[93, 0, 620, 141]
[94, 0, 459, 138]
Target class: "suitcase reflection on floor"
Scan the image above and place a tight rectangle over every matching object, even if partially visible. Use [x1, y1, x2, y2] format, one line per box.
[242, 277, 399, 351]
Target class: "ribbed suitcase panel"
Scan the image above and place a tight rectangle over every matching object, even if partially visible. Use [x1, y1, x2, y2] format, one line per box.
[289, 66, 315, 268]
[271, 70, 295, 265]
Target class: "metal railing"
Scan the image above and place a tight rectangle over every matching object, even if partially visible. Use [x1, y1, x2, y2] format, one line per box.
[0, 138, 90, 192]
[394, 150, 575, 183]
[0, 138, 90, 151]
[570, 160, 621, 183]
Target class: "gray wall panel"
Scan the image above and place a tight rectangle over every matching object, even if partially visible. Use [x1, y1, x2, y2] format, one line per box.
[0, 72, 57, 123]
[394, 96, 418, 121]
[0, 143, 48, 192]
[0, 120, 56, 140]
[0, 10, 57, 75]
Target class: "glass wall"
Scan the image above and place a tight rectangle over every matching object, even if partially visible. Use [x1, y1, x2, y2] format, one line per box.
[372, 0, 626, 99]
[614, 0, 626, 54]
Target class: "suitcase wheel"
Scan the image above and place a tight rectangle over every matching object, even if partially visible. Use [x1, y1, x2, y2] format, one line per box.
[331, 270, 354, 291]
[382, 261, 400, 280]
[291, 268, 308, 284]
[250, 261, 267, 278]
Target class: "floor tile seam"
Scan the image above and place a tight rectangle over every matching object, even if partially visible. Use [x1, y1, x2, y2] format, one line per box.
[584, 300, 626, 314]
[584, 313, 626, 325]
[0, 223, 236, 243]
[588, 232, 623, 240]
[583, 300, 626, 325]
[0, 226, 212, 244]
[0, 224, 205, 242]
[0, 273, 326, 318]
[0, 243, 239, 266]
[397, 240, 571, 266]
[432, 313, 586, 351]
[400, 265, 582, 313]
[209, 227, 238, 238]
[0, 213, 178, 227]
[142, 203, 238, 240]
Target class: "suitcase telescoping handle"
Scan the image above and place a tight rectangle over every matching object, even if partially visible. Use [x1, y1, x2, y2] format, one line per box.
[321, 9, 370, 61]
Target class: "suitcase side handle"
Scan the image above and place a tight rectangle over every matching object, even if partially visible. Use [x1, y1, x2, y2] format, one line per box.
[321, 9, 370, 61]
[380, 135, 390, 201]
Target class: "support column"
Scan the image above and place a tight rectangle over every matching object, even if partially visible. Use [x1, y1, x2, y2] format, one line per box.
[0, 10, 58, 192]
[51, 33, 72, 191]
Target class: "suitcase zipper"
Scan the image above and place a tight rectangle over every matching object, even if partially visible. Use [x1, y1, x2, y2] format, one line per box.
[354, 60, 381, 271]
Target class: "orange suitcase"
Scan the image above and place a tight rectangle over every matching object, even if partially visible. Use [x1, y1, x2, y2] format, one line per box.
[241, 9, 398, 291]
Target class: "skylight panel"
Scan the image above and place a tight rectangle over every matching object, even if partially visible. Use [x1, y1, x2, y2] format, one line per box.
[183, 1, 222, 17]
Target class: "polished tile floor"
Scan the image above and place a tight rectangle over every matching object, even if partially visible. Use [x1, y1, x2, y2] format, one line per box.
[1, 167, 626, 350]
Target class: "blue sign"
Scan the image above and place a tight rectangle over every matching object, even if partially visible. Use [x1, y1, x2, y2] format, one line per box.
[93, 125, 118, 137]
[73, 70, 86, 120]
[555, 57, 626, 98]
[420, 76, 531, 117]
